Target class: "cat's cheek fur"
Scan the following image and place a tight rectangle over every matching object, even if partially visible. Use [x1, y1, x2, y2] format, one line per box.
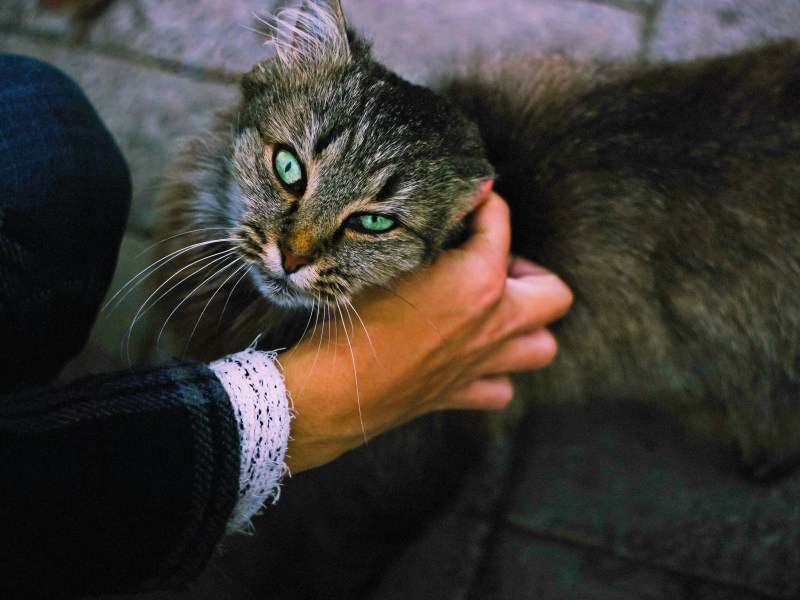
[261, 243, 284, 277]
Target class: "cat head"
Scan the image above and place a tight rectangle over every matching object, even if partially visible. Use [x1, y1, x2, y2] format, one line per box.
[230, 0, 493, 309]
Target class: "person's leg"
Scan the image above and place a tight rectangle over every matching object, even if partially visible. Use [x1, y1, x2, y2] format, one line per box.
[0, 54, 131, 391]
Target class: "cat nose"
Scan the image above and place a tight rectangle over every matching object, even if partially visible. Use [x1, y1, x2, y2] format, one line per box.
[280, 244, 311, 274]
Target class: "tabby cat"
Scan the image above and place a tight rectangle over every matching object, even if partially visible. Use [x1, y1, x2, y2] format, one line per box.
[152, 0, 800, 487]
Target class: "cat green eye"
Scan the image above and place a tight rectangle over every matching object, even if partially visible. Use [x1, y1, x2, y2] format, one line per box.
[273, 147, 305, 192]
[347, 213, 397, 234]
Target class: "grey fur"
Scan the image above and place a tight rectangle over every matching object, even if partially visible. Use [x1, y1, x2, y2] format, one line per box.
[154, 0, 800, 476]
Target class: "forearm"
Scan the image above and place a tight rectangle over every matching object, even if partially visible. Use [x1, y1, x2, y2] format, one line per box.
[0, 353, 290, 597]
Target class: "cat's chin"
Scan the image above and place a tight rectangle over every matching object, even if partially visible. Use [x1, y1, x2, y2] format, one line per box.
[250, 271, 319, 311]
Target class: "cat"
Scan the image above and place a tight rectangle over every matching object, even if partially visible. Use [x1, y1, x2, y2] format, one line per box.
[151, 0, 800, 481]
[143, 0, 800, 593]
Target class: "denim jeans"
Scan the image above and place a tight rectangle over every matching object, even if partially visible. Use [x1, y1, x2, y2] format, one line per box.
[0, 58, 240, 596]
[0, 54, 131, 391]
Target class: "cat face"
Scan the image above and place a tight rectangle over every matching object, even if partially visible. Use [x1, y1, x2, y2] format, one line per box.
[227, 0, 492, 309]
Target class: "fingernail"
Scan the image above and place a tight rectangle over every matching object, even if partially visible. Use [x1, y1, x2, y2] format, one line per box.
[471, 180, 495, 209]
[478, 180, 494, 195]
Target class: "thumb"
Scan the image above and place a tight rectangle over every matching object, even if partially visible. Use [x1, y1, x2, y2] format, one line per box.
[458, 191, 511, 265]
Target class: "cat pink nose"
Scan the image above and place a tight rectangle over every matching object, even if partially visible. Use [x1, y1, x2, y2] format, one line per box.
[280, 244, 310, 274]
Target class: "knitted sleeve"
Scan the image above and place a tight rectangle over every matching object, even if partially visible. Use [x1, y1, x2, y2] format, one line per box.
[0, 362, 242, 597]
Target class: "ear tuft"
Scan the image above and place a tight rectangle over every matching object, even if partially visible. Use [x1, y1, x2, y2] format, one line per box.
[271, 0, 350, 68]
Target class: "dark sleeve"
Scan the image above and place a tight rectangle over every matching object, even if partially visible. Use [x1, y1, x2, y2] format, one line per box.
[0, 362, 241, 598]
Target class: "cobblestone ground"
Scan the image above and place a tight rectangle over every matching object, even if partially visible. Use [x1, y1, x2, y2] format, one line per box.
[3, 2, 799, 599]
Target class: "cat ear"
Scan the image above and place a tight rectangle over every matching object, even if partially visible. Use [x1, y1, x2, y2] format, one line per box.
[273, 0, 350, 67]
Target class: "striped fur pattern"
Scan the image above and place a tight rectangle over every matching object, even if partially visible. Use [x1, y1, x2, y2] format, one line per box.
[143, 0, 800, 476]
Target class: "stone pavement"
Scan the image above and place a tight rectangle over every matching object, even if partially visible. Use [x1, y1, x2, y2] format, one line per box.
[2, 1, 800, 598]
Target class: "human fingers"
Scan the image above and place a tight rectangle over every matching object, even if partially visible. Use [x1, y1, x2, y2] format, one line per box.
[487, 271, 572, 343]
[478, 328, 558, 376]
[442, 375, 515, 411]
[508, 255, 555, 278]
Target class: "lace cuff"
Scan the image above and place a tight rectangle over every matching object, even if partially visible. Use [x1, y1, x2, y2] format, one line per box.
[209, 348, 292, 534]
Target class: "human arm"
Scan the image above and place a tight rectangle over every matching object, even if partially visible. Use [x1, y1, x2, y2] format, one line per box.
[0, 191, 570, 597]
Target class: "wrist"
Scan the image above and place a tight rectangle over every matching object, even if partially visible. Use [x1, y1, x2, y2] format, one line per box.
[279, 345, 370, 474]
[210, 348, 292, 534]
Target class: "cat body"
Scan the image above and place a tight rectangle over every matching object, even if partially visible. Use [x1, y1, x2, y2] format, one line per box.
[443, 45, 800, 473]
[154, 0, 800, 478]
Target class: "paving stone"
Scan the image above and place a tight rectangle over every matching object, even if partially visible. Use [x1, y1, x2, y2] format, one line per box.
[470, 528, 768, 600]
[497, 402, 800, 598]
[4, 0, 642, 83]
[369, 441, 513, 600]
[473, 530, 690, 600]
[648, 0, 800, 61]
[589, 0, 660, 13]
[0, 34, 238, 234]
[0, 1, 22, 28]
[1, 0, 277, 76]
[343, 0, 642, 83]
[0, 0, 73, 39]
[88, 0, 274, 76]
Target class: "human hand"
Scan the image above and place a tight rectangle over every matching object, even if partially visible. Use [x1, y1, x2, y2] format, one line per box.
[279, 190, 573, 473]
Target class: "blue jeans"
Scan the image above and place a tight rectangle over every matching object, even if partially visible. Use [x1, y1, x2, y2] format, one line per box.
[0, 54, 131, 391]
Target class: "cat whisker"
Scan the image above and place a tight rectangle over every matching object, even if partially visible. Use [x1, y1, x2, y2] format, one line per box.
[129, 248, 238, 331]
[135, 228, 237, 259]
[125, 249, 238, 362]
[184, 259, 249, 356]
[156, 255, 243, 356]
[335, 298, 367, 444]
[300, 298, 322, 344]
[340, 296, 356, 340]
[290, 294, 326, 403]
[250, 10, 275, 34]
[376, 283, 447, 346]
[104, 236, 238, 315]
[327, 300, 336, 371]
[106, 237, 235, 313]
[240, 15, 271, 42]
[286, 296, 320, 359]
[343, 297, 380, 367]
[312, 295, 327, 375]
[219, 264, 253, 327]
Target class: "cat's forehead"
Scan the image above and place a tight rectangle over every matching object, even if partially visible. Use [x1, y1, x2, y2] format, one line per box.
[261, 62, 452, 157]
[236, 55, 491, 221]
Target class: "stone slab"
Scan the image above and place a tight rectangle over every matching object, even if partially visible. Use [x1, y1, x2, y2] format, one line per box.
[0, 34, 238, 234]
[470, 528, 767, 600]
[648, 0, 800, 61]
[369, 442, 513, 600]
[342, 0, 642, 82]
[496, 402, 800, 598]
[3, 0, 643, 84]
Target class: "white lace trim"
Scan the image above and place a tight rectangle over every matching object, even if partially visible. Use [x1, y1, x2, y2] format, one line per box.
[210, 348, 292, 535]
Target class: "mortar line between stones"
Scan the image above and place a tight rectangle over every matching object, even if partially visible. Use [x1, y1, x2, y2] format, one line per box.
[579, 0, 650, 17]
[0, 25, 240, 85]
[461, 423, 538, 600]
[638, 0, 666, 62]
[500, 516, 780, 600]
